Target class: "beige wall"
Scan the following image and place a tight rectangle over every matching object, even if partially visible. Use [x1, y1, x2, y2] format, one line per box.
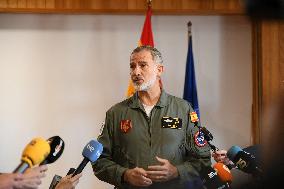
[0, 14, 252, 189]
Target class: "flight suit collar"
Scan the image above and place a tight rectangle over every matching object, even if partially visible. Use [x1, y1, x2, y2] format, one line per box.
[129, 89, 169, 109]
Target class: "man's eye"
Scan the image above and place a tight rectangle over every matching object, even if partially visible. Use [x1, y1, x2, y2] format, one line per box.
[140, 64, 146, 68]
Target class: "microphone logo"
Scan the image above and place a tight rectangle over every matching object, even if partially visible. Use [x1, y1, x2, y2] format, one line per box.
[53, 140, 63, 157]
[236, 158, 247, 169]
[208, 171, 217, 179]
[96, 150, 101, 157]
[87, 144, 95, 152]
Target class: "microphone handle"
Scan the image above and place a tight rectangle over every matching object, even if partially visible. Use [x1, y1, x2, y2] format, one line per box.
[72, 158, 89, 177]
[48, 175, 62, 189]
[13, 162, 29, 173]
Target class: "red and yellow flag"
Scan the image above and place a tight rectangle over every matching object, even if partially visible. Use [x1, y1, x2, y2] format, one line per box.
[126, 4, 154, 98]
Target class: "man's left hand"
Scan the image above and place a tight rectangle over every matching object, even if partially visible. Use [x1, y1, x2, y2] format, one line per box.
[146, 156, 178, 182]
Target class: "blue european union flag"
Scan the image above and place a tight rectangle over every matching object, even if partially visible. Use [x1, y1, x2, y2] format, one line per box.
[183, 22, 200, 118]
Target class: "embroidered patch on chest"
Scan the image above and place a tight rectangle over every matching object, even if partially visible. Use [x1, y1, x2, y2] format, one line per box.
[120, 120, 132, 133]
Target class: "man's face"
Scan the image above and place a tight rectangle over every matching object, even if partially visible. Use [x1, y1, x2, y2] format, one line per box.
[130, 50, 160, 91]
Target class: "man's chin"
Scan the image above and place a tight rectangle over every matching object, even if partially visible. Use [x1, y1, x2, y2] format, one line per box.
[134, 85, 148, 92]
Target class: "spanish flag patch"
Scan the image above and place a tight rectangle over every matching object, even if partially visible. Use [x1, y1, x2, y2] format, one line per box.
[190, 111, 199, 123]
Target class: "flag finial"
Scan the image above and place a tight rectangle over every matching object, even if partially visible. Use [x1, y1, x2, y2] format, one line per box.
[187, 21, 192, 37]
[147, 0, 152, 7]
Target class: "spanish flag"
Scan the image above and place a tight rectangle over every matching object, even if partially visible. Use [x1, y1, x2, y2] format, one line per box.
[126, 4, 154, 98]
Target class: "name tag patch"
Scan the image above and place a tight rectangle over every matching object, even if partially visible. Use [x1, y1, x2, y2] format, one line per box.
[161, 117, 182, 129]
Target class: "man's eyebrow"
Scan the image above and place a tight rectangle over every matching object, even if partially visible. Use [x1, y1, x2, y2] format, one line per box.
[130, 61, 147, 64]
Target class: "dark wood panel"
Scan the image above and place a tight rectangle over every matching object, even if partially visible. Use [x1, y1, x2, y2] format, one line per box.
[279, 24, 284, 94]
[0, 0, 245, 14]
[0, 0, 7, 8]
[7, 0, 17, 8]
[253, 20, 284, 145]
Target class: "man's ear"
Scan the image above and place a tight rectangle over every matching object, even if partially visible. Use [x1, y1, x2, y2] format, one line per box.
[156, 64, 164, 77]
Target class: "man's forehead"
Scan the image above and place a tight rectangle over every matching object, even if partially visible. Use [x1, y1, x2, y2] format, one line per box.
[130, 51, 152, 61]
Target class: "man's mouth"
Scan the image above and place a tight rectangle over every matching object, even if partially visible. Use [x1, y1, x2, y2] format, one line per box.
[133, 78, 144, 84]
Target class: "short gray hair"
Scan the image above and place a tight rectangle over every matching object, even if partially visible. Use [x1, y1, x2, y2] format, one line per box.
[131, 45, 163, 64]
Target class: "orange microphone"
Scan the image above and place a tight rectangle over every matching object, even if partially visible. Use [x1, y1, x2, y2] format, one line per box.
[213, 162, 233, 183]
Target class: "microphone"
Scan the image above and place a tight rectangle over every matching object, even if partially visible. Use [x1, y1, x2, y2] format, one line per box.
[213, 163, 233, 183]
[197, 126, 219, 152]
[40, 136, 65, 165]
[227, 146, 263, 177]
[13, 137, 51, 173]
[200, 127, 213, 142]
[49, 174, 62, 189]
[72, 140, 103, 177]
[200, 166, 231, 189]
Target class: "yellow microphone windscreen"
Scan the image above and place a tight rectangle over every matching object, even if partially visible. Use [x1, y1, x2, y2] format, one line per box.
[21, 137, 51, 167]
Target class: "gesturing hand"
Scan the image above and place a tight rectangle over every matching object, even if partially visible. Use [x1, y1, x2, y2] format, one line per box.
[55, 173, 82, 189]
[14, 165, 48, 189]
[146, 156, 178, 182]
[123, 167, 152, 187]
[212, 150, 231, 165]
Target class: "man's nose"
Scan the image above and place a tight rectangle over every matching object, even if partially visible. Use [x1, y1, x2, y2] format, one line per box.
[131, 66, 141, 75]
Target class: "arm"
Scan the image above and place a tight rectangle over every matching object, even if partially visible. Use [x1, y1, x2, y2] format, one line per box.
[92, 110, 128, 187]
[0, 173, 19, 189]
[176, 107, 212, 182]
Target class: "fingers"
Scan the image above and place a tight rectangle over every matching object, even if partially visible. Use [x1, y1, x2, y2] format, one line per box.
[212, 150, 229, 162]
[155, 156, 167, 164]
[38, 165, 48, 173]
[212, 150, 227, 156]
[24, 165, 47, 179]
[70, 173, 82, 182]
[134, 167, 148, 177]
[147, 165, 165, 171]
[124, 167, 152, 187]
[55, 174, 82, 189]
[140, 175, 152, 186]
[147, 158, 178, 182]
[146, 170, 166, 182]
[149, 175, 166, 182]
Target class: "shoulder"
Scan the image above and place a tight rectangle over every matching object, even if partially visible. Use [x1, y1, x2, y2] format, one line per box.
[166, 93, 193, 110]
[106, 98, 131, 115]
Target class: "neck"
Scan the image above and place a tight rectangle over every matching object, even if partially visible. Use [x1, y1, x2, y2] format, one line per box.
[138, 82, 161, 106]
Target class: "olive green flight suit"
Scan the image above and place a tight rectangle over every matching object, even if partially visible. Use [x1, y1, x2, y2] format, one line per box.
[93, 90, 211, 189]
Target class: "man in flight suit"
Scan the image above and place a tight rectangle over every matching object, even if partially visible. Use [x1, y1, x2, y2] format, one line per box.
[92, 45, 211, 189]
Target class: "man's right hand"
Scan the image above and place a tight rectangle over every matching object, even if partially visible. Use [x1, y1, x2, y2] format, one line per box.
[123, 167, 152, 187]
